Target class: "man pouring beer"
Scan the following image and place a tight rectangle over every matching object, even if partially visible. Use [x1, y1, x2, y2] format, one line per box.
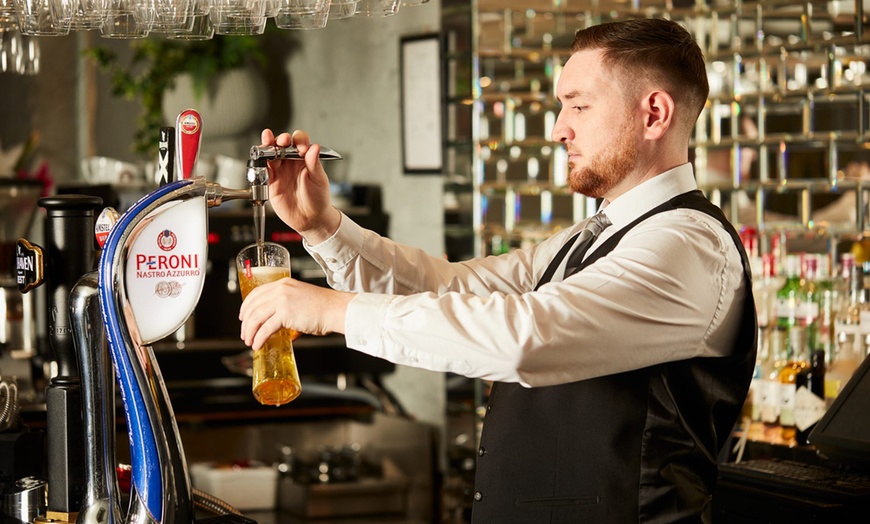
[239, 17, 757, 522]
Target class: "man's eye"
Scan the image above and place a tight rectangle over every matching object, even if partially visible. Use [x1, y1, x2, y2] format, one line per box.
[575, 106, 588, 112]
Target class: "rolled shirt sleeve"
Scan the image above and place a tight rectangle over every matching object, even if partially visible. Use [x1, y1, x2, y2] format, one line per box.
[305, 166, 748, 388]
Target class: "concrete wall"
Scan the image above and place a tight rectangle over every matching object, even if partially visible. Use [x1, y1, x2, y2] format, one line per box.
[277, 5, 447, 437]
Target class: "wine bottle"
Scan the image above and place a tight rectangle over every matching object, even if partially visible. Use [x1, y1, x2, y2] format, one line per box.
[795, 349, 826, 445]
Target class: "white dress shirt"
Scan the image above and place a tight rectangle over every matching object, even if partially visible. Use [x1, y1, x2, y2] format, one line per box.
[305, 163, 748, 387]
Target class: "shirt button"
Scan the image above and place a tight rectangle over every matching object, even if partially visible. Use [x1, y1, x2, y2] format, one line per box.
[478, 446, 486, 457]
[474, 491, 483, 502]
[326, 257, 337, 264]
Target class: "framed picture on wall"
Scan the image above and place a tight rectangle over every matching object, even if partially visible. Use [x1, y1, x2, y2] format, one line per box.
[400, 33, 443, 174]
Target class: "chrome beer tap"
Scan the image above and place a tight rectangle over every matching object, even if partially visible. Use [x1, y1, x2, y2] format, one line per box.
[29, 195, 103, 524]
[93, 166, 270, 524]
[70, 270, 120, 524]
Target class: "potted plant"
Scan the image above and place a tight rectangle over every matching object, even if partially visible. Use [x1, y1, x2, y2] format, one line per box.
[88, 33, 296, 156]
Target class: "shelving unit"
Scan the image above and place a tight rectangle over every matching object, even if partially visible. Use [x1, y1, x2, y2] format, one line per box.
[438, 2, 870, 521]
[442, 0, 870, 262]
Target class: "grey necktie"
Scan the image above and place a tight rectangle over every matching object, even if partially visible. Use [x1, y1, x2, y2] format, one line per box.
[563, 213, 611, 277]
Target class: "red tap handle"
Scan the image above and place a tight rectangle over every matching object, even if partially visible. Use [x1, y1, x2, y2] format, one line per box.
[176, 109, 202, 180]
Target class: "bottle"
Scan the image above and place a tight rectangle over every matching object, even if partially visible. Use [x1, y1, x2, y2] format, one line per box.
[749, 253, 780, 436]
[779, 326, 810, 443]
[795, 349, 826, 445]
[829, 263, 865, 405]
[754, 253, 780, 341]
[797, 254, 823, 352]
[859, 264, 870, 355]
[760, 327, 786, 435]
[776, 254, 803, 337]
[815, 255, 836, 356]
[832, 253, 856, 319]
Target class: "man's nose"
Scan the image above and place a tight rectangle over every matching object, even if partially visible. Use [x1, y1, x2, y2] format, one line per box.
[551, 109, 571, 143]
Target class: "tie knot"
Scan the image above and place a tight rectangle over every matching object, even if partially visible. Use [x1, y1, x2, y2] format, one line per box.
[587, 213, 611, 236]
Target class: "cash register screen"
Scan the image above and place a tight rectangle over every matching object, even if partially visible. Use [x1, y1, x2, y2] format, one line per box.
[809, 353, 870, 468]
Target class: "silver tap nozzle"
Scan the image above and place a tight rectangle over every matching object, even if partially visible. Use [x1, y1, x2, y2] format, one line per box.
[247, 158, 269, 204]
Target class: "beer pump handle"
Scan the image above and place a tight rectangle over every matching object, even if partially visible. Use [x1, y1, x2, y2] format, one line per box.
[176, 109, 202, 180]
[38, 194, 103, 519]
[157, 127, 175, 186]
[94, 207, 121, 249]
[15, 238, 44, 294]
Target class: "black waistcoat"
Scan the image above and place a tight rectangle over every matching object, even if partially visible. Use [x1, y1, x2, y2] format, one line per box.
[471, 191, 758, 523]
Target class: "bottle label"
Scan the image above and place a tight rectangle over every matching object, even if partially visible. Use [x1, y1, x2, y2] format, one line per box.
[750, 378, 764, 421]
[824, 378, 842, 401]
[860, 311, 870, 335]
[761, 379, 780, 423]
[797, 301, 818, 320]
[794, 386, 827, 431]
[780, 383, 797, 426]
[776, 297, 797, 321]
[836, 322, 860, 338]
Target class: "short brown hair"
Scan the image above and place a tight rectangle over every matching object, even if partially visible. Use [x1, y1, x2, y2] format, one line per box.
[571, 18, 709, 133]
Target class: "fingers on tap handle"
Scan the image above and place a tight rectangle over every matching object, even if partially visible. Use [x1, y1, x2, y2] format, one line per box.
[176, 109, 202, 180]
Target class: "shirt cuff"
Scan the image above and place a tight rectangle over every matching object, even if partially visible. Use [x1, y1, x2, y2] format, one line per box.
[303, 212, 367, 273]
[344, 292, 393, 359]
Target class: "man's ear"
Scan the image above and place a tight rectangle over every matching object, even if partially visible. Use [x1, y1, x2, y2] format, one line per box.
[641, 90, 675, 140]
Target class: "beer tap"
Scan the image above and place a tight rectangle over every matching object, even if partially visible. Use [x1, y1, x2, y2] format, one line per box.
[94, 162, 270, 524]
[70, 270, 120, 524]
[20, 195, 103, 524]
[70, 206, 121, 524]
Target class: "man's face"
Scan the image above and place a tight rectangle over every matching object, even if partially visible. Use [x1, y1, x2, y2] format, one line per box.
[552, 49, 642, 199]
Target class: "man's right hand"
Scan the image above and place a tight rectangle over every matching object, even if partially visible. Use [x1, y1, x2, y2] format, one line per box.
[260, 128, 342, 245]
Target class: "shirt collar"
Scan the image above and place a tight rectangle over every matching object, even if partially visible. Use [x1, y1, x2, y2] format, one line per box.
[597, 163, 698, 231]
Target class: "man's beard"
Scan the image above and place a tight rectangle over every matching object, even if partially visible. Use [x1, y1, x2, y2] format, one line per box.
[567, 121, 639, 198]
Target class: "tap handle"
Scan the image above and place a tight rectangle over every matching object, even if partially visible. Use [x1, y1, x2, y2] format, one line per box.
[157, 126, 175, 186]
[250, 144, 343, 161]
[94, 207, 121, 249]
[176, 109, 202, 180]
[15, 238, 44, 294]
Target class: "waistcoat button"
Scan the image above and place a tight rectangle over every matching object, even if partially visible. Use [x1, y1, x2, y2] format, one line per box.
[478, 446, 486, 457]
[474, 491, 483, 501]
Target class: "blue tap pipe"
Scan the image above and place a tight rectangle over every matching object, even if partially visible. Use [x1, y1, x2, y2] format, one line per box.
[98, 179, 193, 520]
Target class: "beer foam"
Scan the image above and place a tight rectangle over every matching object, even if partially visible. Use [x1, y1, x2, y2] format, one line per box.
[248, 266, 289, 278]
[240, 265, 290, 296]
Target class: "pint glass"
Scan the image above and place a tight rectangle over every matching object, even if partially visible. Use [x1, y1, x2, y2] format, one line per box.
[237, 242, 302, 406]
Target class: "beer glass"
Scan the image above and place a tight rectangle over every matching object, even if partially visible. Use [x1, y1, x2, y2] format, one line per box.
[237, 242, 302, 406]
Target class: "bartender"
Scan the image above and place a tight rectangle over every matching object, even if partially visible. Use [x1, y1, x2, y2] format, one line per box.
[240, 18, 757, 523]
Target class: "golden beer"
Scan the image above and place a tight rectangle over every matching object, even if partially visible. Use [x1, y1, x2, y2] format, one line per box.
[238, 247, 302, 406]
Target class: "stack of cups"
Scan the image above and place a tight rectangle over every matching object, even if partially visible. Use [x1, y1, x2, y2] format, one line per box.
[65, 0, 109, 30]
[13, 0, 71, 35]
[210, 0, 267, 35]
[147, 0, 195, 34]
[6, 0, 432, 39]
[101, 0, 153, 38]
[353, 0, 399, 18]
[327, 0, 356, 20]
[274, 0, 329, 30]
[169, 0, 213, 39]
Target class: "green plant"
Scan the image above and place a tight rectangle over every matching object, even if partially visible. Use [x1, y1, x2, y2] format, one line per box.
[87, 36, 267, 156]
